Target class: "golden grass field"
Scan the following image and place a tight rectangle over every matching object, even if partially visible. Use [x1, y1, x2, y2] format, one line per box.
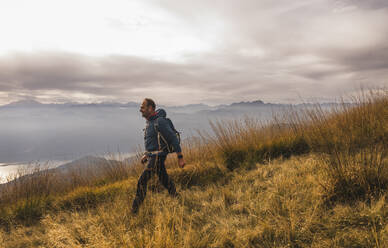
[0, 89, 387, 247]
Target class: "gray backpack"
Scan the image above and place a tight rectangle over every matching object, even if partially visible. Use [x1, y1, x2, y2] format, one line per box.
[154, 117, 181, 153]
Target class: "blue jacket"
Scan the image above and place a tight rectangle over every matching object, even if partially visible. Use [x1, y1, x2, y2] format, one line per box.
[144, 108, 182, 156]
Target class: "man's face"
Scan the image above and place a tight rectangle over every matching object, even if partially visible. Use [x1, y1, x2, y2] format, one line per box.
[139, 100, 154, 118]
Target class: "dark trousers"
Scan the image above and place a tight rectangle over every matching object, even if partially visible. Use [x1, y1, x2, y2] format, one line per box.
[131, 154, 178, 212]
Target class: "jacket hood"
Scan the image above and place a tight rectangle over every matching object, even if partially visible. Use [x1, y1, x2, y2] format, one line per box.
[148, 108, 166, 121]
[156, 108, 167, 118]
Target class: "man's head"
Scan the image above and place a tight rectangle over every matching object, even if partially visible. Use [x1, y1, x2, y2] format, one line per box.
[140, 98, 156, 119]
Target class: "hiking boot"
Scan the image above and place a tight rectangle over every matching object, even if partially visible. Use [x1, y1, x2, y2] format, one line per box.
[131, 206, 139, 215]
[131, 201, 139, 215]
[170, 191, 181, 200]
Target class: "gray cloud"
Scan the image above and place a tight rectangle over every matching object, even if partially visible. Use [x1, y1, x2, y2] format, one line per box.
[343, 0, 388, 9]
[0, 0, 387, 105]
[0, 51, 299, 103]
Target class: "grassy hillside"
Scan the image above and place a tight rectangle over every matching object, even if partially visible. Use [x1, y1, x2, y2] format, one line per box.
[0, 89, 387, 247]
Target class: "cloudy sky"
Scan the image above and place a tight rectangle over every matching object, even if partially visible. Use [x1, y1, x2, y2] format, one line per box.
[0, 0, 387, 106]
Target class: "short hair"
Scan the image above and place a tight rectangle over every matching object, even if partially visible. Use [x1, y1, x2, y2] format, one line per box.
[144, 98, 156, 110]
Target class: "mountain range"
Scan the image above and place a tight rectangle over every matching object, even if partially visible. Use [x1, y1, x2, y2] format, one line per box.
[0, 99, 345, 109]
[0, 99, 351, 164]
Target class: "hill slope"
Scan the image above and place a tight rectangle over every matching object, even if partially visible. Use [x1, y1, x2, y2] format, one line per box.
[1, 154, 387, 247]
[0, 90, 387, 247]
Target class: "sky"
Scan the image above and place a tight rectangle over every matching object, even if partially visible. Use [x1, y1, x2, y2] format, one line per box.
[0, 0, 387, 106]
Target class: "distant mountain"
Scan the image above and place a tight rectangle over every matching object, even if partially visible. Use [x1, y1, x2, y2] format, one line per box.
[1, 100, 139, 108]
[229, 100, 265, 107]
[167, 103, 209, 108]
[163, 103, 214, 114]
[1, 99, 346, 110]
[4, 99, 43, 107]
[0, 155, 134, 187]
[55, 155, 110, 173]
[124, 102, 139, 107]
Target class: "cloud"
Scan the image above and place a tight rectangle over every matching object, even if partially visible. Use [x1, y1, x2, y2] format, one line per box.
[154, 0, 388, 88]
[342, 0, 388, 9]
[0, 0, 387, 105]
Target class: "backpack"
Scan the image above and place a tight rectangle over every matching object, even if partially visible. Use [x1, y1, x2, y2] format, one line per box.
[154, 117, 181, 153]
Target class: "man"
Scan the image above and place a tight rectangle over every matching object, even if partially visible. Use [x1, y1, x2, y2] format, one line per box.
[131, 98, 186, 214]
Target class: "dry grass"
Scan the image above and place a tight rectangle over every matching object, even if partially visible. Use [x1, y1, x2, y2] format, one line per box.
[1, 155, 387, 248]
[0, 156, 139, 228]
[294, 89, 388, 202]
[198, 88, 388, 202]
[0, 88, 387, 247]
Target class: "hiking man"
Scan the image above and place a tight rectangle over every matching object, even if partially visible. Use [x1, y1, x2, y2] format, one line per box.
[131, 98, 186, 214]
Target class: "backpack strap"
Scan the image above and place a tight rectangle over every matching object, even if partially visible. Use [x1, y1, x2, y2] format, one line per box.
[153, 117, 171, 152]
[153, 119, 161, 151]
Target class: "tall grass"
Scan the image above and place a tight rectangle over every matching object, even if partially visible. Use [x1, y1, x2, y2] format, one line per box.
[203, 114, 310, 170]
[0, 153, 138, 227]
[297, 89, 388, 202]
[192, 88, 387, 201]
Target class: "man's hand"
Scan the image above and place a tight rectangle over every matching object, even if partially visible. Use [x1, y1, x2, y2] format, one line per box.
[141, 154, 148, 164]
[178, 158, 185, 168]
